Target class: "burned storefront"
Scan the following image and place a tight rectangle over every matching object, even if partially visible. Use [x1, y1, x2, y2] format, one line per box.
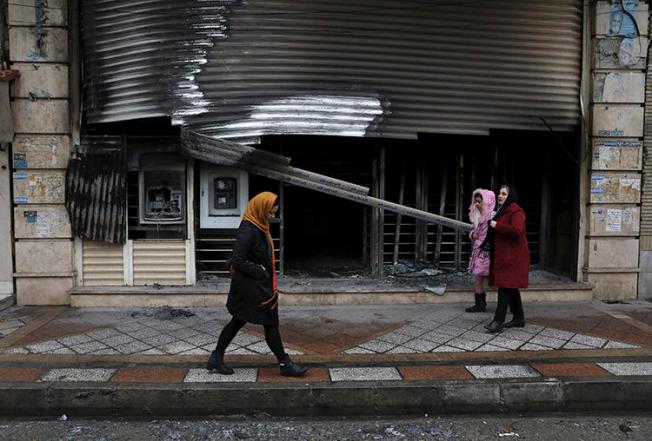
[68, 0, 585, 296]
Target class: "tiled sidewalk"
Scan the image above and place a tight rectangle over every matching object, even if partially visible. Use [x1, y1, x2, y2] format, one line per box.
[0, 304, 642, 357]
[1, 361, 651, 384]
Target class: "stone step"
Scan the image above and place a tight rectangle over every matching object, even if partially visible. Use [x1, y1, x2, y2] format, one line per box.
[69, 284, 593, 307]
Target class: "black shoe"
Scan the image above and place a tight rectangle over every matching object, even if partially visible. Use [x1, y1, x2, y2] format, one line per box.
[504, 319, 525, 328]
[484, 320, 504, 333]
[206, 351, 234, 375]
[465, 293, 486, 313]
[279, 355, 308, 377]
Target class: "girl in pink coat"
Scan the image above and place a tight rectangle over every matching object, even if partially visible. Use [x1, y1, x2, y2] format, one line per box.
[465, 188, 496, 312]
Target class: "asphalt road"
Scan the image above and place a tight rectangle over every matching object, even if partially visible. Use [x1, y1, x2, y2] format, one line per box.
[0, 414, 650, 440]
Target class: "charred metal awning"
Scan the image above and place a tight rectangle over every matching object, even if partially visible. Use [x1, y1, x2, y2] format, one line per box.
[65, 136, 127, 244]
[181, 128, 473, 232]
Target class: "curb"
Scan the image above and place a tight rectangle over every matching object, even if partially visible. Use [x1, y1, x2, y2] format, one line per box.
[1, 378, 651, 416]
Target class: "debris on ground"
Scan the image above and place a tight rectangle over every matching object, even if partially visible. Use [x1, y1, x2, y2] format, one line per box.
[130, 306, 195, 319]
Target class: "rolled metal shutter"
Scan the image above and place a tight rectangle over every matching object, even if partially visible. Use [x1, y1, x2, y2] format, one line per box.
[82, 0, 583, 142]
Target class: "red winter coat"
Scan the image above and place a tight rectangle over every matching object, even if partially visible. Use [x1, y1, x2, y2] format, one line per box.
[490, 202, 530, 289]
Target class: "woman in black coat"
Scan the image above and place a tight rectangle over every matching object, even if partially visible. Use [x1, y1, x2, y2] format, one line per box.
[206, 191, 308, 377]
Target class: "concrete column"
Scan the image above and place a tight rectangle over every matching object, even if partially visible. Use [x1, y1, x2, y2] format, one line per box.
[585, 1, 649, 300]
[8, 0, 73, 304]
[0, 140, 13, 298]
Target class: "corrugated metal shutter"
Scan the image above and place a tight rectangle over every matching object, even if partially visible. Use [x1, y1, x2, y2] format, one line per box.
[132, 240, 187, 285]
[642, 37, 652, 250]
[82, 0, 582, 143]
[82, 240, 124, 286]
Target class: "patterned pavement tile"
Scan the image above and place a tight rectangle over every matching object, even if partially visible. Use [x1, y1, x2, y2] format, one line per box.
[377, 332, 414, 345]
[185, 368, 257, 383]
[459, 331, 495, 344]
[434, 325, 466, 338]
[71, 341, 110, 354]
[431, 345, 464, 353]
[92, 348, 121, 355]
[528, 335, 567, 349]
[562, 341, 594, 350]
[0, 367, 46, 382]
[532, 363, 610, 377]
[41, 368, 115, 382]
[47, 348, 76, 354]
[329, 367, 402, 382]
[520, 324, 545, 334]
[399, 365, 473, 381]
[1, 347, 28, 354]
[466, 365, 540, 379]
[597, 362, 652, 376]
[140, 334, 177, 346]
[401, 339, 440, 352]
[476, 344, 510, 352]
[571, 334, 607, 348]
[539, 328, 575, 341]
[179, 347, 211, 355]
[500, 329, 536, 342]
[394, 326, 427, 338]
[127, 328, 161, 339]
[114, 341, 153, 355]
[420, 331, 454, 344]
[103, 335, 137, 348]
[386, 346, 418, 354]
[446, 338, 484, 351]
[0, 327, 19, 337]
[519, 343, 553, 351]
[86, 328, 122, 339]
[183, 333, 217, 347]
[258, 367, 329, 383]
[246, 341, 273, 354]
[56, 334, 94, 346]
[0, 319, 25, 331]
[25, 341, 64, 353]
[226, 347, 257, 355]
[359, 340, 397, 353]
[603, 341, 639, 349]
[231, 333, 264, 346]
[172, 328, 201, 340]
[160, 341, 196, 355]
[344, 347, 375, 354]
[112, 368, 188, 383]
[490, 337, 525, 350]
[139, 348, 165, 355]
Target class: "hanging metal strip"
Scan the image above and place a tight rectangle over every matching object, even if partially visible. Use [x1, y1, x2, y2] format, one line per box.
[181, 129, 472, 232]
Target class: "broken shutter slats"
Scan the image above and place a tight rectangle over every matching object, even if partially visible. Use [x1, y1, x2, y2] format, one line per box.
[65, 136, 127, 244]
[181, 129, 473, 232]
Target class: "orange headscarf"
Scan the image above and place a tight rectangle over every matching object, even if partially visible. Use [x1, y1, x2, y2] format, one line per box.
[242, 191, 279, 308]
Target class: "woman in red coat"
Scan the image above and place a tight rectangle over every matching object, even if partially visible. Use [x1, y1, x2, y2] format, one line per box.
[484, 185, 530, 333]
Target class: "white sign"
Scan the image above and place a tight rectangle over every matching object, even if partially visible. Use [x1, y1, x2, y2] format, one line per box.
[606, 208, 623, 232]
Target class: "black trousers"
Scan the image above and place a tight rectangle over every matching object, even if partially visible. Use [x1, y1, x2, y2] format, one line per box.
[493, 288, 525, 323]
[214, 317, 286, 362]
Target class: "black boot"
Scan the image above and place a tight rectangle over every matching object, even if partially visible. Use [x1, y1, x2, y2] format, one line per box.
[504, 318, 525, 328]
[279, 354, 308, 377]
[465, 293, 486, 313]
[484, 320, 504, 333]
[206, 350, 234, 375]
